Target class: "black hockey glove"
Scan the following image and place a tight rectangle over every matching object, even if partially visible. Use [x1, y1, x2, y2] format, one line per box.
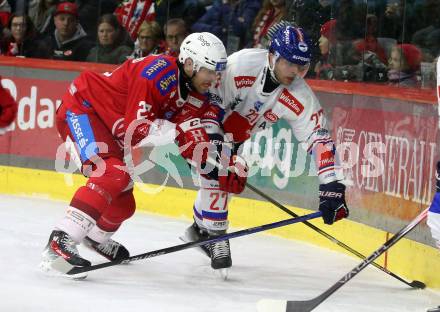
[319, 181, 349, 225]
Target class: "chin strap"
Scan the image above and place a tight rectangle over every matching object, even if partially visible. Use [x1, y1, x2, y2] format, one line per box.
[267, 51, 280, 83]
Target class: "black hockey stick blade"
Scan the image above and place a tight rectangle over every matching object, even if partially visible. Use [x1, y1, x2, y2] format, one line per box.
[59, 211, 322, 275]
[257, 207, 429, 312]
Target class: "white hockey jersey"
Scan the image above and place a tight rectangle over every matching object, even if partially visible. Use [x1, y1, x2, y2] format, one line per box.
[427, 57, 440, 249]
[212, 49, 339, 184]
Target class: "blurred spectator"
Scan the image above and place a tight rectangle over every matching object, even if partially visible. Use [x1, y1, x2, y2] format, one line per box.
[314, 19, 336, 79]
[0, 76, 17, 135]
[377, 0, 418, 43]
[411, 0, 440, 62]
[86, 14, 132, 64]
[288, 0, 333, 72]
[1, 13, 49, 58]
[28, 0, 58, 37]
[191, 0, 260, 50]
[0, 0, 11, 28]
[155, 0, 205, 29]
[114, 0, 155, 41]
[251, 0, 287, 48]
[129, 20, 164, 59]
[163, 18, 188, 57]
[387, 43, 422, 87]
[41, 1, 94, 61]
[353, 14, 387, 64]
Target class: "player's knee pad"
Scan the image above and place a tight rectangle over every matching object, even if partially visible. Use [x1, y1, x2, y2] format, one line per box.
[194, 177, 230, 232]
[96, 189, 136, 232]
[87, 157, 133, 201]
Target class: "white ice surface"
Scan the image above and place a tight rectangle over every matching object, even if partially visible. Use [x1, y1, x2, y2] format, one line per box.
[0, 194, 439, 312]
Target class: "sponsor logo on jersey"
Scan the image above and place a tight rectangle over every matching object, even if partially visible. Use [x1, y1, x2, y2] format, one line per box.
[278, 89, 304, 116]
[157, 71, 177, 96]
[234, 76, 256, 89]
[208, 93, 222, 106]
[141, 57, 170, 80]
[254, 101, 264, 112]
[263, 110, 279, 123]
[187, 95, 204, 108]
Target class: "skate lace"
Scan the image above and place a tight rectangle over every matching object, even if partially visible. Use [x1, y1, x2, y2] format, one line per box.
[60, 235, 80, 256]
[97, 240, 120, 258]
[211, 240, 230, 259]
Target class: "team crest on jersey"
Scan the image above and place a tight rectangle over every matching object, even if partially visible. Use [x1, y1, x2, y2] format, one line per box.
[263, 110, 279, 123]
[157, 71, 177, 96]
[234, 76, 256, 89]
[278, 89, 304, 116]
[141, 57, 170, 80]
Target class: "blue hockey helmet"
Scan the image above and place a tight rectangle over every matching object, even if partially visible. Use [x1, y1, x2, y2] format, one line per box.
[269, 26, 312, 66]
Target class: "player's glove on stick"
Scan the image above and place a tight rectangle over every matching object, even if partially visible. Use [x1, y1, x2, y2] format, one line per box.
[176, 118, 209, 163]
[319, 181, 349, 225]
[218, 155, 248, 194]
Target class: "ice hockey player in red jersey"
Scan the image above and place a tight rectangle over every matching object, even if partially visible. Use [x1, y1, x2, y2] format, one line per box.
[0, 77, 17, 135]
[40, 32, 228, 275]
[182, 26, 349, 278]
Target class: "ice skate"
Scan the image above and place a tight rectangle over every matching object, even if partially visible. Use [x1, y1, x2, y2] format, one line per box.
[83, 236, 130, 261]
[208, 232, 232, 280]
[40, 230, 90, 279]
[179, 221, 211, 258]
[427, 306, 440, 312]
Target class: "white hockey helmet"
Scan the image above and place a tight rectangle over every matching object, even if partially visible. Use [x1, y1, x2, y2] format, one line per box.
[179, 32, 227, 73]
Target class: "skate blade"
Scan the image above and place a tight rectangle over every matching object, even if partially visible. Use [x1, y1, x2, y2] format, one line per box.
[39, 258, 87, 280]
[213, 268, 229, 280]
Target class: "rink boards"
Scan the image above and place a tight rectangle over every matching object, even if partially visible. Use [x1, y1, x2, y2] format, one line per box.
[1, 165, 439, 288]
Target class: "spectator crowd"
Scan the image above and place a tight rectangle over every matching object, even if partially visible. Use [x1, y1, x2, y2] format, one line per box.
[0, 0, 438, 88]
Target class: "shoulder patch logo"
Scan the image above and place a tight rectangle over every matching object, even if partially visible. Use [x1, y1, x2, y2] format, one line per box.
[141, 57, 170, 80]
[263, 110, 279, 123]
[234, 76, 256, 89]
[156, 71, 177, 96]
[278, 88, 304, 116]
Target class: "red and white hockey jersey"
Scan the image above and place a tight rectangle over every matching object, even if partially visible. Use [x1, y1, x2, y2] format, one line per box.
[212, 48, 340, 184]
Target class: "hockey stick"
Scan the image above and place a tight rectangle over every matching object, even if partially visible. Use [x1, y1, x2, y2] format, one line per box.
[203, 156, 425, 289]
[256, 207, 429, 312]
[58, 211, 322, 275]
[244, 182, 425, 289]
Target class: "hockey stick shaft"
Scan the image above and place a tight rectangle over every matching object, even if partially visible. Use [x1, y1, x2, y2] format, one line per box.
[66, 211, 322, 275]
[245, 182, 425, 288]
[284, 207, 429, 312]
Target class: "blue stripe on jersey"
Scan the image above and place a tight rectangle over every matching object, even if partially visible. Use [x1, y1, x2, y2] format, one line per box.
[193, 206, 203, 221]
[66, 110, 99, 163]
[429, 193, 440, 214]
[202, 210, 228, 221]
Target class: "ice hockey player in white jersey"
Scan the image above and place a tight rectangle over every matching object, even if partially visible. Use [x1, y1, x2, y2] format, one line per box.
[183, 25, 349, 278]
[426, 57, 440, 312]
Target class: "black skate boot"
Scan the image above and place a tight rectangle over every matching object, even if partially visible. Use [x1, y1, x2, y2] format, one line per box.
[208, 231, 232, 279]
[43, 230, 91, 267]
[427, 306, 440, 312]
[84, 236, 130, 261]
[180, 221, 210, 257]
[40, 230, 91, 279]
